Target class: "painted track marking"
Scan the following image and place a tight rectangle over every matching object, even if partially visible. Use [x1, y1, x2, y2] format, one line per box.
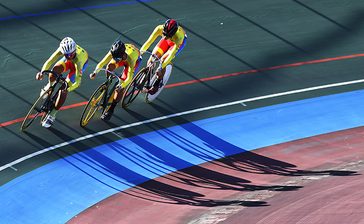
[2, 53, 364, 128]
[2, 78, 364, 172]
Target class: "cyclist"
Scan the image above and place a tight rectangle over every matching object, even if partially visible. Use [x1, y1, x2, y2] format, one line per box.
[140, 19, 187, 94]
[89, 40, 141, 121]
[35, 37, 89, 128]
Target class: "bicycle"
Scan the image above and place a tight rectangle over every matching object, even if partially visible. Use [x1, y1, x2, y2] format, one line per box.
[20, 70, 67, 131]
[79, 69, 121, 127]
[121, 51, 172, 108]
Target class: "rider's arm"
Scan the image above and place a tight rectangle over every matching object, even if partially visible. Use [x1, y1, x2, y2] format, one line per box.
[140, 25, 163, 52]
[41, 48, 63, 71]
[68, 47, 88, 92]
[67, 64, 82, 92]
[94, 52, 113, 74]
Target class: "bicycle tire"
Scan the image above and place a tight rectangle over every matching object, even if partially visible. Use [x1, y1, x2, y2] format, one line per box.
[80, 84, 107, 127]
[20, 88, 52, 131]
[145, 64, 172, 103]
[121, 67, 148, 108]
[103, 82, 117, 113]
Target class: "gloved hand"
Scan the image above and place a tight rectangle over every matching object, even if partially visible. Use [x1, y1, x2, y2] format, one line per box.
[89, 72, 96, 80]
[35, 71, 44, 80]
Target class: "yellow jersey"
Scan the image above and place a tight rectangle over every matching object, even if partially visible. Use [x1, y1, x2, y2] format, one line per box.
[141, 25, 186, 68]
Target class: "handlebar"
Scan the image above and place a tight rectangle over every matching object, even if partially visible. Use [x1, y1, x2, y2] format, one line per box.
[142, 50, 162, 67]
[97, 68, 122, 82]
[41, 70, 66, 82]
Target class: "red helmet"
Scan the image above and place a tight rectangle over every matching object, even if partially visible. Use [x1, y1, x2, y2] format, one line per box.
[163, 19, 178, 38]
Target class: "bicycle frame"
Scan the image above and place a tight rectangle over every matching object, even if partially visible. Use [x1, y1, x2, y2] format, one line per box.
[79, 69, 122, 127]
[120, 51, 167, 108]
[98, 68, 122, 111]
[20, 70, 66, 131]
[143, 51, 162, 89]
[41, 70, 67, 113]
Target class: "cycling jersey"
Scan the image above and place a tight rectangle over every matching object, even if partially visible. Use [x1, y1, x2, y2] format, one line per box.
[94, 43, 141, 88]
[41, 45, 88, 92]
[141, 25, 187, 69]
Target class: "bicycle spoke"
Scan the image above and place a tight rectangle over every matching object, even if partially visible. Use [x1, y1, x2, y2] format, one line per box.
[80, 85, 107, 127]
[145, 64, 172, 103]
[20, 89, 52, 131]
[121, 68, 147, 108]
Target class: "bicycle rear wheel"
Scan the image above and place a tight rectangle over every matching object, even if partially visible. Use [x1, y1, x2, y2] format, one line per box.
[145, 64, 172, 103]
[80, 84, 107, 127]
[20, 88, 52, 131]
[121, 67, 148, 108]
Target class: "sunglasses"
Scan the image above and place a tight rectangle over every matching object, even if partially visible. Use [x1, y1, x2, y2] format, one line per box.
[113, 53, 127, 61]
[113, 57, 122, 61]
[65, 51, 76, 58]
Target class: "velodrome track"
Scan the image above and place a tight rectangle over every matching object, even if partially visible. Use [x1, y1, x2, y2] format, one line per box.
[1, 0, 364, 223]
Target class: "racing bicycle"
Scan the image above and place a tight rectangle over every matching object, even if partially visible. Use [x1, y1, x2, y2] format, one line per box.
[121, 51, 172, 108]
[79, 69, 121, 127]
[20, 70, 67, 131]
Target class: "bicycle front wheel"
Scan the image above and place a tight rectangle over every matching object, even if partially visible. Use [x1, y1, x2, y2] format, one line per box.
[121, 68, 148, 108]
[20, 88, 52, 131]
[145, 64, 172, 103]
[80, 84, 107, 127]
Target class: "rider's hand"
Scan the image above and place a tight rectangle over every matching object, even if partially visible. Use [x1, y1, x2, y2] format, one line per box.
[35, 72, 43, 80]
[89, 72, 96, 80]
[140, 50, 145, 55]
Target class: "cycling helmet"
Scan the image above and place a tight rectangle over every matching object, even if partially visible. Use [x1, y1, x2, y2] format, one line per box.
[163, 19, 178, 38]
[110, 40, 126, 59]
[59, 37, 76, 55]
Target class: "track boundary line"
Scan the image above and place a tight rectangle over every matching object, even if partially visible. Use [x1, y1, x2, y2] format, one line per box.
[2, 53, 364, 128]
[2, 78, 364, 171]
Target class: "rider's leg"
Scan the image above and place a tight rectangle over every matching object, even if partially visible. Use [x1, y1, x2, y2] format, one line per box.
[40, 64, 63, 97]
[41, 64, 65, 128]
[47, 65, 67, 119]
[101, 63, 119, 121]
[110, 85, 123, 111]
[149, 51, 172, 94]
[54, 82, 68, 110]
[53, 64, 67, 110]
[105, 60, 130, 114]
[147, 43, 167, 94]
[112, 85, 124, 109]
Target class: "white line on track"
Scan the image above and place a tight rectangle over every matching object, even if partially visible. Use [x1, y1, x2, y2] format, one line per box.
[2, 78, 364, 172]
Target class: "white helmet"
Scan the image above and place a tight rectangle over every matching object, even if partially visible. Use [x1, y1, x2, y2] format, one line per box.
[59, 37, 76, 54]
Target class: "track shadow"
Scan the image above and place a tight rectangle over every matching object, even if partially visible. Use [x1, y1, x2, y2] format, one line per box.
[20, 121, 271, 207]
[211, 0, 307, 52]
[0, 84, 33, 108]
[147, 102, 358, 177]
[0, 1, 219, 95]
[292, 0, 350, 31]
[10, 121, 266, 207]
[210, 0, 364, 68]
[135, 0, 261, 70]
[78, 130, 273, 206]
